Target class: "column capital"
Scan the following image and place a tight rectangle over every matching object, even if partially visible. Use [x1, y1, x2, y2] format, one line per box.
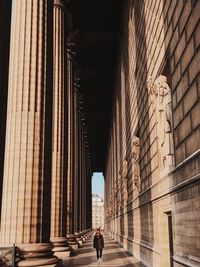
[53, 0, 64, 8]
[67, 30, 79, 57]
[73, 69, 81, 93]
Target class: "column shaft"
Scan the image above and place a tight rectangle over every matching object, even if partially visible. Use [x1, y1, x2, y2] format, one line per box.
[51, 0, 66, 238]
[0, 0, 53, 244]
[79, 115, 83, 230]
[82, 137, 87, 230]
[0, 0, 12, 221]
[73, 88, 79, 233]
[78, 109, 81, 231]
[66, 52, 74, 234]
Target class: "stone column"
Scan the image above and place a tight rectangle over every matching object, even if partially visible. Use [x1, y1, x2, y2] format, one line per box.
[83, 138, 88, 231]
[0, 0, 58, 266]
[73, 72, 80, 234]
[77, 105, 82, 232]
[50, 0, 71, 259]
[81, 127, 86, 231]
[0, 0, 12, 221]
[66, 38, 74, 235]
[86, 165, 92, 229]
[78, 109, 84, 231]
[85, 138, 92, 230]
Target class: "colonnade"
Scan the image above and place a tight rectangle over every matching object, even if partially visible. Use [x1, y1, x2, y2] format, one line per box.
[0, 0, 92, 266]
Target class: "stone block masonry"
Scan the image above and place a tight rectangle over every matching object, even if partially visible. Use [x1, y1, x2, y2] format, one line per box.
[104, 1, 200, 267]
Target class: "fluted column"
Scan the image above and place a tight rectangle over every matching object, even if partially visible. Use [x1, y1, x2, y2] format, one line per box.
[0, 0, 58, 266]
[50, 0, 71, 259]
[66, 41, 74, 235]
[73, 73, 80, 233]
[51, 0, 65, 239]
[80, 125, 84, 231]
[0, 0, 12, 221]
[82, 134, 87, 230]
[78, 110, 83, 231]
[86, 165, 92, 229]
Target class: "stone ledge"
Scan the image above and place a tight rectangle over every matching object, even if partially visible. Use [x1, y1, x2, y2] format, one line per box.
[188, 255, 200, 263]
[171, 149, 200, 173]
[113, 233, 161, 255]
[174, 253, 200, 267]
[17, 256, 58, 267]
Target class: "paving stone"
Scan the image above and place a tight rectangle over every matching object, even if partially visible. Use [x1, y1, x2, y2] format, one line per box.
[62, 233, 144, 267]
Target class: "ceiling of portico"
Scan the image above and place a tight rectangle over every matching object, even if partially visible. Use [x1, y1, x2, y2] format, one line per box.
[70, 0, 124, 172]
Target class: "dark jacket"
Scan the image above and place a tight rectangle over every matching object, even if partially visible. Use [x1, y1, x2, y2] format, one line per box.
[93, 234, 104, 249]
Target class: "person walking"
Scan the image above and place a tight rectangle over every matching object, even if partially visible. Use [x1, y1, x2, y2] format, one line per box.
[93, 228, 104, 262]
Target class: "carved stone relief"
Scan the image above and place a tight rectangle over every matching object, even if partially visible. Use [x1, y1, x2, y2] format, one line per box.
[131, 135, 141, 191]
[122, 160, 128, 179]
[123, 178, 128, 203]
[147, 75, 174, 169]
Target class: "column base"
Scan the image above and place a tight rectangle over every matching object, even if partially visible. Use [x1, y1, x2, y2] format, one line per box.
[74, 233, 83, 247]
[50, 237, 71, 259]
[16, 243, 59, 267]
[66, 234, 79, 253]
[79, 231, 86, 243]
[0, 257, 5, 267]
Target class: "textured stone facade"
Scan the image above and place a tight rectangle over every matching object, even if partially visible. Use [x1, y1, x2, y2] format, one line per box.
[0, 0, 199, 266]
[104, 1, 200, 267]
[0, 0, 92, 265]
[92, 193, 104, 230]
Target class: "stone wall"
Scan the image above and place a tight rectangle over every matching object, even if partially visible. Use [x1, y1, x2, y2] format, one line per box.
[105, 0, 200, 266]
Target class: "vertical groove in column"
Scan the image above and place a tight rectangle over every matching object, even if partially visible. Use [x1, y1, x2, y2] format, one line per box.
[0, 0, 52, 244]
[51, 0, 66, 239]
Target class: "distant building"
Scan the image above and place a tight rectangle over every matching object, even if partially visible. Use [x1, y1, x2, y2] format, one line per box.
[92, 193, 104, 230]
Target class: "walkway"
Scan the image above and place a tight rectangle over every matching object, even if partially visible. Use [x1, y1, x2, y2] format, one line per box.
[63, 233, 144, 267]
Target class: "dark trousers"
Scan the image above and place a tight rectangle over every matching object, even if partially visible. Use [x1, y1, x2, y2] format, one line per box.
[96, 248, 102, 259]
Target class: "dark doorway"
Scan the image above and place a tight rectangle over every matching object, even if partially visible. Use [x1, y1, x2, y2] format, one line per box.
[167, 212, 174, 267]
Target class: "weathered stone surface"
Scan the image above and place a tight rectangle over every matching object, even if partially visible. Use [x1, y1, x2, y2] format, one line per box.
[17, 257, 58, 267]
[19, 244, 52, 253]
[0, 0, 52, 245]
[51, 0, 66, 241]
[104, 1, 200, 267]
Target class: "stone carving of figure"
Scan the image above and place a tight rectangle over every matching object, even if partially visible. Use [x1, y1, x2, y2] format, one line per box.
[147, 76, 157, 97]
[123, 178, 128, 203]
[147, 76, 158, 105]
[147, 75, 174, 168]
[109, 196, 112, 217]
[120, 161, 128, 203]
[131, 136, 140, 190]
[106, 207, 109, 218]
[122, 160, 128, 179]
[117, 175, 122, 208]
[111, 188, 116, 216]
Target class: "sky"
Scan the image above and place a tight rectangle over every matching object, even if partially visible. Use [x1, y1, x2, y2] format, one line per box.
[92, 172, 104, 196]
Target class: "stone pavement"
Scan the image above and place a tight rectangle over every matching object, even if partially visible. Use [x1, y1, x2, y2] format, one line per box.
[63, 233, 144, 267]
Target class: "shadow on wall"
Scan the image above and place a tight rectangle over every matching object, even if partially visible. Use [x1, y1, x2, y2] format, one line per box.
[122, 0, 135, 251]
[133, 0, 154, 266]
[119, 0, 154, 265]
